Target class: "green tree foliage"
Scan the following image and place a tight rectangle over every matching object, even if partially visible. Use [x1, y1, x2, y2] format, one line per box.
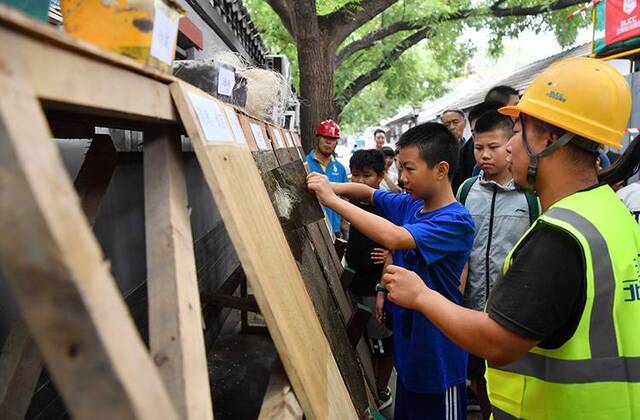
[246, 0, 588, 133]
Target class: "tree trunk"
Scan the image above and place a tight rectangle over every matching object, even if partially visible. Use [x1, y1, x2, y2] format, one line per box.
[297, 39, 337, 153]
[288, 0, 337, 153]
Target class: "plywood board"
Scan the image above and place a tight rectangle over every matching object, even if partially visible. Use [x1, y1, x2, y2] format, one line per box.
[170, 81, 356, 419]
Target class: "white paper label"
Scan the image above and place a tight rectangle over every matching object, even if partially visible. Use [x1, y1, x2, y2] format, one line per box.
[250, 123, 268, 150]
[187, 92, 233, 143]
[224, 107, 246, 145]
[150, 0, 179, 64]
[217, 67, 235, 96]
[273, 129, 285, 149]
[283, 131, 294, 147]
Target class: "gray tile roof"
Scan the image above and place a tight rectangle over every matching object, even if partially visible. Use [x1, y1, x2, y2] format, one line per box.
[448, 42, 591, 111]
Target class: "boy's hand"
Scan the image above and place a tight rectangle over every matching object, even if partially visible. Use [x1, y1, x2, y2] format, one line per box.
[306, 172, 339, 206]
[382, 265, 429, 310]
[371, 248, 390, 265]
[375, 291, 386, 324]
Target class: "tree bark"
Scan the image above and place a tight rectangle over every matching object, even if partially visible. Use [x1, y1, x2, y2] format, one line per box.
[297, 38, 337, 153]
[287, 0, 339, 153]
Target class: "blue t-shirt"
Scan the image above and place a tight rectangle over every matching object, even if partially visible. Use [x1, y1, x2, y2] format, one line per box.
[306, 151, 348, 233]
[373, 190, 475, 393]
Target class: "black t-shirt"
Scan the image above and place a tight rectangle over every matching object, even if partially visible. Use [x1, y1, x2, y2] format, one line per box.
[453, 138, 475, 193]
[487, 225, 586, 349]
[345, 202, 384, 297]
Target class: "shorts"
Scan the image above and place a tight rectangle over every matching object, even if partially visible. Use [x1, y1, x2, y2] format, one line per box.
[353, 295, 393, 356]
[466, 354, 486, 381]
[395, 377, 467, 420]
[360, 295, 392, 340]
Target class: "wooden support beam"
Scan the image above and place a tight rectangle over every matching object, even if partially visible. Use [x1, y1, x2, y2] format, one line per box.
[0, 74, 177, 419]
[0, 133, 119, 418]
[171, 82, 357, 419]
[201, 293, 260, 313]
[340, 267, 356, 291]
[144, 127, 213, 419]
[347, 304, 373, 347]
[258, 359, 303, 420]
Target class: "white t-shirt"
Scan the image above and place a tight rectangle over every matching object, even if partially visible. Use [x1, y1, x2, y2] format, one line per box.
[380, 163, 399, 192]
[617, 182, 640, 223]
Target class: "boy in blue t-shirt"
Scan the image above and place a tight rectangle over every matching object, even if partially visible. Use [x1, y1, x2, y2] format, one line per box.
[307, 123, 475, 420]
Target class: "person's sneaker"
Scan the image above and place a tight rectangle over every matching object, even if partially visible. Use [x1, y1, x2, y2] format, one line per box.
[377, 387, 393, 411]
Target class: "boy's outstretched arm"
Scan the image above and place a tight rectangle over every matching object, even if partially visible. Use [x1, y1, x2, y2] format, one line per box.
[381, 265, 538, 366]
[307, 173, 415, 250]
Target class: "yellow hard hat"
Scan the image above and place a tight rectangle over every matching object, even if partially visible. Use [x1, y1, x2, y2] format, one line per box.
[499, 57, 631, 149]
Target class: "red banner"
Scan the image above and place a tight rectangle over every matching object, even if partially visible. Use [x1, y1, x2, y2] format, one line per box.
[605, 0, 640, 45]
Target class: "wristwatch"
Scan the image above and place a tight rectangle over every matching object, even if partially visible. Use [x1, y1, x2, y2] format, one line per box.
[375, 283, 387, 294]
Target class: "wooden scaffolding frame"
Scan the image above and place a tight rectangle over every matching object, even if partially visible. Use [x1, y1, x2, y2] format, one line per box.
[0, 6, 374, 419]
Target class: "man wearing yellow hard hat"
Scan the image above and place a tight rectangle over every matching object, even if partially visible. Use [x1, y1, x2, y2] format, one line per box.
[380, 56, 640, 419]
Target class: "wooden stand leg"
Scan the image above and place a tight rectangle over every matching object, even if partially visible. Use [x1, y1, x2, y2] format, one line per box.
[144, 127, 213, 419]
[0, 133, 118, 418]
[0, 74, 177, 419]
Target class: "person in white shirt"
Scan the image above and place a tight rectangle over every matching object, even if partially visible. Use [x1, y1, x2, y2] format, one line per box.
[379, 146, 401, 192]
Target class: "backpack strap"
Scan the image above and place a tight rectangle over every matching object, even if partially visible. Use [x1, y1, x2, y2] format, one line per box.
[458, 176, 479, 206]
[524, 190, 541, 225]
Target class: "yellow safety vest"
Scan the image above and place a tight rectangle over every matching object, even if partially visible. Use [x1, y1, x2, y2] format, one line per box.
[486, 185, 640, 420]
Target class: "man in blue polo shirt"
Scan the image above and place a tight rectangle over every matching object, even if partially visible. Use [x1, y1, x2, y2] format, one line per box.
[306, 119, 348, 236]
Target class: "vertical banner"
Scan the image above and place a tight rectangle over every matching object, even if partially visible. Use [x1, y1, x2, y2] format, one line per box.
[605, 0, 640, 45]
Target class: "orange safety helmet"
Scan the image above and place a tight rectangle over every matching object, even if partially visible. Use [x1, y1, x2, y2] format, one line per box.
[316, 119, 341, 139]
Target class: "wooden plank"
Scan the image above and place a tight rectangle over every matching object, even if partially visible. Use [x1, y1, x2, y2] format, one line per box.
[144, 128, 213, 419]
[0, 133, 118, 418]
[0, 74, 178, 419]
[306, 222, 353, 321]
[0, 8, 177, 123]
[284, 227, 370, 413]
[258, 359, 303, 420]
[0, 318, 42, 418]
[170, 81, 357, 419]
[305, 222, 379, 400]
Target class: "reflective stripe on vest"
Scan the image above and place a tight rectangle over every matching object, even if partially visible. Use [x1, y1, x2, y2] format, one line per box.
[491, 206, 631, 383]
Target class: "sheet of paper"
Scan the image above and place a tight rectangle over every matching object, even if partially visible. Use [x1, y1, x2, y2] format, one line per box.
[292, 133, 302, 147]
[150, 0, 179, 64]
[224, 107, 247, 145]
[217, 66, 235, 97]
[283, 131, 294, 147]
[187, 92, 233, 143]
[250, 123, 269, 150]
[273, 129, 285, 149]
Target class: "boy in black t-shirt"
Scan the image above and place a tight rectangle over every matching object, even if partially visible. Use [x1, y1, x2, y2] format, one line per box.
[345, 149, 394, 411]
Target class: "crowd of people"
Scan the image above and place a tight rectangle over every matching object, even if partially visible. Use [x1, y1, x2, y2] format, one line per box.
[306, 57, 640, 420]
